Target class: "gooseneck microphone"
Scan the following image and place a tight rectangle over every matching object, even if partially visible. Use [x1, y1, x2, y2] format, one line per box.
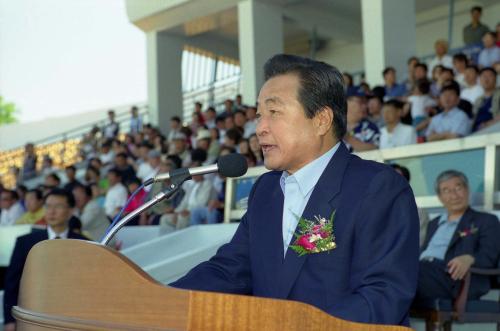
[101, 153, 248, 245]
[145, 153, 248, 185]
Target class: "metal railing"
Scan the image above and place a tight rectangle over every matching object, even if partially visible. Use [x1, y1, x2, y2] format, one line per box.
[224, 131, 500, 222]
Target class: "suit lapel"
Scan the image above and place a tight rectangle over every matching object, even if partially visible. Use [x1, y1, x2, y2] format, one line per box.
[447, 208, 472, 250]
[277, 143, 350, 298]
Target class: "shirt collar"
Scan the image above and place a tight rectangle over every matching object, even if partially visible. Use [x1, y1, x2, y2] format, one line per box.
[438, 213, 461, 226]
[280, 142, 340, 197]
[47, 225, 69, 239]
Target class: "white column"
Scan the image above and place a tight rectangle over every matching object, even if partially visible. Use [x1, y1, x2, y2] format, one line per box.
[361, 0, 416, 86]
[238, 0, 283, 105]
[146, 31, 184, 134]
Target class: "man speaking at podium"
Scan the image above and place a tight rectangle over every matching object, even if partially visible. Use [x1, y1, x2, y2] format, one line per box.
[171, 54, 419, 326]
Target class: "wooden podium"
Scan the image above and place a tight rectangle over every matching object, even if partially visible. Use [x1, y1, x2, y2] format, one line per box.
[13, 240, 411, 330]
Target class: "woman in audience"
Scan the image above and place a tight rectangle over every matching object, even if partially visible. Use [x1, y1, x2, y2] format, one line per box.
[248, 134, 264, 166]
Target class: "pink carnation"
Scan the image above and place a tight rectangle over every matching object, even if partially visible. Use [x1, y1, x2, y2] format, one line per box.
[312, 225, 322, 234]
[297, 234, 316, 251]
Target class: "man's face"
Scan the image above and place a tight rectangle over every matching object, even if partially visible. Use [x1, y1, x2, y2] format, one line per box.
[170, 120, 180, 130]
[483, 34, 495, 48]
[72, 187, 88, 210]
[225, 116, 235, 129]
[347, 97, 366, 125]
[256, 74, 325, 174]
[367, 98, 382, 116]
[65, 169, 75, 180]
[382, 105, 400, 125]
[439, 89, 459, 110]
[44, 195, 72, 229]
[435, 43, 447, 56]
[438, 177, 469, 215]
[45, 176, 59, 188]
[25, 192, 43, 213]
[0, 192, 15, 209]
[384, 71, 396, 85]
[107, 172, 119, 186]
[108, 112, 115, 121]
[480, 71, 497, 90]
[471, 9, 481, 22]
[115, 156, 127, 167]
[174, 139, 185, 153]
[246, 107, 257, 120]
[234, 113, 247, 127]
[414, 67, 427, 80]
[205, 110, 215, 120]
[464, 68, 478, 85]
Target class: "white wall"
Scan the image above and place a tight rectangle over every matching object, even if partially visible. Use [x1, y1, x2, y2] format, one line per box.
[315, 0, 500, 84]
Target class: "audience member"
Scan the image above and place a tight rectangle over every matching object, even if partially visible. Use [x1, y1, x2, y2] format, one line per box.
[204, 107, 217, 129]
[113, 152, 136, 184]
[63, 165, 82, 193]
[383, 67, 407, 99]
[73, 184, 109, 240]
[21, 142, 37, 181]
[380, 100, 417, 149]
[463, 6, 490, 46]
[405, 79, 436, 136]
[244, 106, 258, 138]
[428, 40, 453, 79]
[345, 95, 380, 151]
[3, 188, 87, 330]
[452, 53, 468, 87]
[478, 32, 500, 68]
[103, 110, 119, 139]
[367, 95, 385, 129]
[415, 170, 500, 303]
[0, 190, 25, 226]
[130, 106, 142, 134]
[426, 83, 470, 141]
[473, 67, 500, 131]
[461, 65, 484, 104]
[15, 189, 45, 225]
[104, 168, 128, 220]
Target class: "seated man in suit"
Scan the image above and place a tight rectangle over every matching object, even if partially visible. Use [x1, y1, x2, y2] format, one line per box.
[416, 170, 500, 303]
[171, 54, 420, 326]
[3, 188, 87, 331]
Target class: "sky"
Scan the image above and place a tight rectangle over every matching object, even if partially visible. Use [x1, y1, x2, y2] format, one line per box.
[0, 0, 147, 123]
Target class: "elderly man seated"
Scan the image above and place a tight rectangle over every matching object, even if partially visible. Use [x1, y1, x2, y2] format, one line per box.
[415, 170, 500, 302]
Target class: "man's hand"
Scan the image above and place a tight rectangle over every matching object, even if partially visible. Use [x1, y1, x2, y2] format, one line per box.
[4, 322, 16, 331]
[447, 254, 475, 280]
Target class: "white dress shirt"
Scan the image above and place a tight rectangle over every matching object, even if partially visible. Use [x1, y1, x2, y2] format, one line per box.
[47, 225, 69, 239]
[104, 183, 128, 218]
[380, 123, 417, 149]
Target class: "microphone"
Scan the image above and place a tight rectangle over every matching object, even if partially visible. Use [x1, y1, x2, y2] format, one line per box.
[149, 153, 248, 184]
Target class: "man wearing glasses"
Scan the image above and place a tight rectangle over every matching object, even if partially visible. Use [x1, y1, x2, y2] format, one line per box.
[3, 188, 87, 331]
[416, 170, 500, 302]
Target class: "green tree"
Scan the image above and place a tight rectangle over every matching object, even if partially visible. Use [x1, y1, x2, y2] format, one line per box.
[0, 96, 20, 125]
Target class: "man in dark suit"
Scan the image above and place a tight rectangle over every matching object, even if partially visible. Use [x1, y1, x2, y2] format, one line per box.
[3, 188, 87, 331]
[416, 170, 500, 302]
[170, 54, 420, 326]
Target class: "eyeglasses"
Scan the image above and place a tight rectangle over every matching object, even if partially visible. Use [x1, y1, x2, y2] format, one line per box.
[440, 185, 466, 196]
[44, 203, 69, 211]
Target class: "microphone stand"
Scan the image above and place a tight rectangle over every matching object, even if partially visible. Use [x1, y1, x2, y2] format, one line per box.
[100, 171, 191, 246]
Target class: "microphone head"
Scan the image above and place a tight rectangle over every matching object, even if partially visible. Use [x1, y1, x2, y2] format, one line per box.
[218, 153, 248, 178]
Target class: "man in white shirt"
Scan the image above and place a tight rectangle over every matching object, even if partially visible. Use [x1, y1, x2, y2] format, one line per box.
[0, 190, 25, 226]
[428, 39, 453, 79]
[73, 184, 109, 241]
[427, 84, 471, 141]
[104, 168, 128, 220]
[136, 150, 161, 183]
[244, 106, 258, 138]
[461, 65, 484, 104]
[380, 100, 417, 149]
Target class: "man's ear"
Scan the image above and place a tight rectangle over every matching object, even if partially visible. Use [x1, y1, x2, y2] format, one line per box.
[314, 107, 334, 136]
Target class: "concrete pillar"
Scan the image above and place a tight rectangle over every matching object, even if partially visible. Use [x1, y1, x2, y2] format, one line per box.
[146, 31, 184, 134]
[361, 0, 416, 86]
[238, 0, 283, 105]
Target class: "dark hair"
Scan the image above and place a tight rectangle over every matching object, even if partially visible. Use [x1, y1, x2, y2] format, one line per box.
[27, 188, 44, 200]
[47, 173, 61, 184]
[206, 107, 216, 113]
[383, 99, 405, 110]
[415, 63, 428, 72]
[441, 67, 454, 77]
[391, 164, 411, 182]
[480, 66, 497, 77]
[125, 177, 141, 187]
[108, 168, 122, 178]
[371, 86, 386, 99]
[65, 165, 76, 172]
[440, 80, 460, 96]
[166, 154, 182, 169]
[415, 79, 431, 94]
[452, 53, 468, 64]
[195, 102, 202, 108]
[45, 188, 75, 208]
[382, 67, 396, 76]
[191, 148, 208, 163]
[2, 190, 19, 201]
[115, 152, 128, 159]
[264, 54, 347, 139]
[407, 56, 419, 65]
[343, 72, 353, 87]
[171, 116, 181, 123]
[73, 184, 92, 197]
[466, 64, 479, 73]
[225, 128, 242, 144]
[470, 6, 482, 13]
